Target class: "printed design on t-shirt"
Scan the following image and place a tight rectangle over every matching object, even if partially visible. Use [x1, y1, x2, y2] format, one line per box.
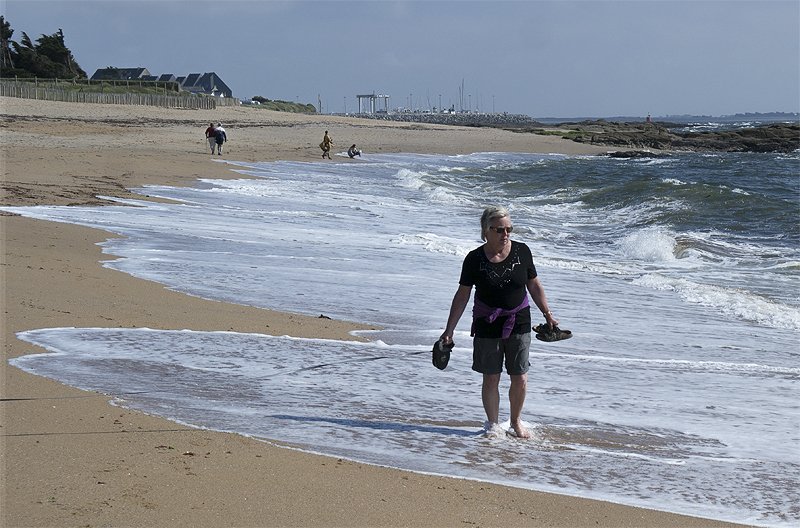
[479, 245, 521, 288]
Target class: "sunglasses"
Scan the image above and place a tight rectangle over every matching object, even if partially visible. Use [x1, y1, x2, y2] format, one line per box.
[488, 226, 513, 234]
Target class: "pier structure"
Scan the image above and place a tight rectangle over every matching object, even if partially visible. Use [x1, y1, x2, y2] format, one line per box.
[357, 93, 390, 114]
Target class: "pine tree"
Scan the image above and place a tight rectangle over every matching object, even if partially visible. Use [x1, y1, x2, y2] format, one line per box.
[0, 16, 14, 69]
[0, 17, 86, 79]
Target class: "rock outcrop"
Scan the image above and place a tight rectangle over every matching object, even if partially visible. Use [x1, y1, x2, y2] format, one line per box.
[560, 120, 799, 153]
[348, 113, 799, 153]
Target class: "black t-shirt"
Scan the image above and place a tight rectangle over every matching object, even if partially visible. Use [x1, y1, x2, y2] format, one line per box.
[459, 240, 537, 338]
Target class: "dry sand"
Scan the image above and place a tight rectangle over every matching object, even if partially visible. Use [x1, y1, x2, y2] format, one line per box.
[1, 97, 752, 527]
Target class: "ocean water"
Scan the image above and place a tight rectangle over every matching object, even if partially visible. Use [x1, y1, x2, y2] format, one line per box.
[5, 150, 799, 526]
[674, 120, 795, 133]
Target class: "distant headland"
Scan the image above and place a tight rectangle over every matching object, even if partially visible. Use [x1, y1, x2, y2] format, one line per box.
[532, 112, 799, 124]
[345, 111, 799, 153]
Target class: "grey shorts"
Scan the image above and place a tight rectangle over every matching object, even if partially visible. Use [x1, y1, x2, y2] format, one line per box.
[472, 333, 531, 375]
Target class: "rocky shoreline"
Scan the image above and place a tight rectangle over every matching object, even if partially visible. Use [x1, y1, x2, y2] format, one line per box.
[551, 120, 799, 153]
[347, 112, 799, 153]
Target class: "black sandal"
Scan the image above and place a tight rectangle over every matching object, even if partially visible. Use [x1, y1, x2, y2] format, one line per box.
[533, 324, 572, 342]
[432, 338, 454, 370]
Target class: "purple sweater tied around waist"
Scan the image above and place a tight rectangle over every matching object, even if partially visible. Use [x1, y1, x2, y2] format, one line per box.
[471, 294, 530, 339]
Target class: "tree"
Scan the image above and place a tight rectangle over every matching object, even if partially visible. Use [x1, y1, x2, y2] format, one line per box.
[0, 18, 86, 79]
[0, 16, 14, 69]
[9, 31, 41, 77]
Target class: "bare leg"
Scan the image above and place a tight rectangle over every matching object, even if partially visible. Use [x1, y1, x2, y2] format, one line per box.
[509, 373, 530, 438]
[482, 373, 501, 426]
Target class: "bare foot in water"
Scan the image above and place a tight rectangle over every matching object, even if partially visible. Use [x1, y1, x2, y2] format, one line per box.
[484, 421, 507, 439]
[511, 421, 531, 438]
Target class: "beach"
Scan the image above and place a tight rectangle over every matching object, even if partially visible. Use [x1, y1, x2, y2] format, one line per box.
[1, 97, 760, 527]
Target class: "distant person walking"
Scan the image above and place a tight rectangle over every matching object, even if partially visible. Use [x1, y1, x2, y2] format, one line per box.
[205, 122, 217, 154]
[348, 144, 362, 158]
[320, 130, 333, 159]
[214, 123, 227, 155]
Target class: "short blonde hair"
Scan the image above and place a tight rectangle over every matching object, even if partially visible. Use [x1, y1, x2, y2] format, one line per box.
[480, 206, 510, 241]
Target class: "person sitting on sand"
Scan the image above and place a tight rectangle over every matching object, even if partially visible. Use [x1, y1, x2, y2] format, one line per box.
[205, 122, 217, 154]
[214, 123, 227, 155]
[320, 130, 333, 159]
[348, 144, 362, 158]
[440, 205, 559, 439]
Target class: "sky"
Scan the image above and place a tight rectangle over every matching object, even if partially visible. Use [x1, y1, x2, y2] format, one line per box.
[2, 0, 798, 118]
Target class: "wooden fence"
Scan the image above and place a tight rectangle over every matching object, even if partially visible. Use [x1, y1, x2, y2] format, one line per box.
[0, 81, 240, 109]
